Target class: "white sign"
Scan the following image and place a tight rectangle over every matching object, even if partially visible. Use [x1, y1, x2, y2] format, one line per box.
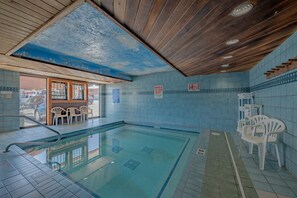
[154, 85, 163, 99]
[188, 83, 200, 91]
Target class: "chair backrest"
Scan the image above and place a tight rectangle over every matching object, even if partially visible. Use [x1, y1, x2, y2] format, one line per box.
[79, 106, 88, 113]
[67, 107, 79, 115]
[250, 115, 269, 125]
[51, 107, 66, 115]
[237, 115, 268, 133]
[262, 118, 286, 142]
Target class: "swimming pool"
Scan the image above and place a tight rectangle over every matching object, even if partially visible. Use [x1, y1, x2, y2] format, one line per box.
[25, 125, 198, 198]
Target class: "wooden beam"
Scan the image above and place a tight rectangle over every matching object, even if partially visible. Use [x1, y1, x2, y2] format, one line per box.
[87, 0, 187, 77]
[0, 54, 125, 84]
[5, 0, 85, 56]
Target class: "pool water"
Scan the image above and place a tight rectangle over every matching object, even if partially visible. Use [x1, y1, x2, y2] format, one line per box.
[25, 125, 197, 198]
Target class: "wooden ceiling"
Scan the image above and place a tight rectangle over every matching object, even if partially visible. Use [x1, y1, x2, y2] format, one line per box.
[0, 0, 127, 83]
[97, 0, 297, 76]
[0, 0, 296, 78]
[0, 0, 81, 55]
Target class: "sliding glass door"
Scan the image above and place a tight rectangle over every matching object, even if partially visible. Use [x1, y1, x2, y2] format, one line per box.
[88, 83, 100, 118]
[20, 76, 46, 127]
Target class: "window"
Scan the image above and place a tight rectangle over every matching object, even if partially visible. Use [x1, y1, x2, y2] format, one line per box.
[72, 84, 85, 100]
[51, 81, 67, 100]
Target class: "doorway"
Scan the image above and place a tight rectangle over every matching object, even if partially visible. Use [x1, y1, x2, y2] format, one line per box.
[88, 83, 100, 118]
[20, 75, 47, 127]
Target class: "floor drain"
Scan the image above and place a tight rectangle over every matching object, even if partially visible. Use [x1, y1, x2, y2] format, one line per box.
[211, 132, 221, 136]
[123, 159, 141, 170]
[196, 148, 206, 156]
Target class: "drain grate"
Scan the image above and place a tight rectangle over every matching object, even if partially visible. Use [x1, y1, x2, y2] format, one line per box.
[123, 159, 141, 170]
[141, 147, 154, 154]
[196, 148, 206, 156]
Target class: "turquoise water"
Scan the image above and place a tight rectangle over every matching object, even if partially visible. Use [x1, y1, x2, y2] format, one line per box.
[25, 125, 195, 198]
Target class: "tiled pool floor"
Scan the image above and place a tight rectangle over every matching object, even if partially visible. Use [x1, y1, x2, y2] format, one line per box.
[0, 121, 297, 198]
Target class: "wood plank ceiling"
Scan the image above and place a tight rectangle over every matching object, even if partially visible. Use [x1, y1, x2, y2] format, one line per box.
[0, 0, 296, 78]
[0, 0, 126, 83]
[0, 0, 76, 54]
[97, 0, 297, 76]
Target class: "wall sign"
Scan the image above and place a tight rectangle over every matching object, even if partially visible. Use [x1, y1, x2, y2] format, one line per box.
[112, 89, 120, 103]
[154, 85, 163, 99]
[188, 83, 200, 91]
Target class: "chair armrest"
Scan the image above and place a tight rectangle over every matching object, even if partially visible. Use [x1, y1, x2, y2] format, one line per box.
[237, 119, 248, 129]
[242, 123, 263, 137]
[269, 131, 285, 135]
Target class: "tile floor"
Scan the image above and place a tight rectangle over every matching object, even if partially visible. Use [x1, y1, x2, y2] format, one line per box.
[174, 130, 297, 198]
[0, 118, 122, 198]
[0, 120, 297, 198]
[238, 138, 297, 198]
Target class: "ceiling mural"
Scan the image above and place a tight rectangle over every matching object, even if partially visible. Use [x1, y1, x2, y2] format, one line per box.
[13, 3, 173, 80]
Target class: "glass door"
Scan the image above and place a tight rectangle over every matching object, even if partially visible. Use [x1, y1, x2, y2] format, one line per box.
[20, 76, 47, 127]
[88, 83, 100, 118]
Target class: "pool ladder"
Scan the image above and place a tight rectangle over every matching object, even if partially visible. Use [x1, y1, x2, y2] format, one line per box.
[0, 115, 61, 153]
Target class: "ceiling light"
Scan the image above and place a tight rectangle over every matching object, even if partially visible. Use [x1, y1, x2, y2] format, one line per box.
[226, 39, 239, 45]
[223, 55, 233, 59]
[221, 64, 230, 68]
[230, 1, 253, 17]
[221, 70, 227, 73]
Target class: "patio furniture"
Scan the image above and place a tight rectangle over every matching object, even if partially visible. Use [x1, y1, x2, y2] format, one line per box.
[67, 107, 82, 124]
[79, 106, 93, 121]
[51, 107, 68, 125]
[241, 118, 286, 170]
[237, 115, 269, 154]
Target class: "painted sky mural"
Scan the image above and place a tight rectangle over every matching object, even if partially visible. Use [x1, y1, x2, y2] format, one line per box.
[14, 3, 174, 80]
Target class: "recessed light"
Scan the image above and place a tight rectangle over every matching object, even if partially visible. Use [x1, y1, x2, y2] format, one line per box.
[230, 1, 253, 17]
[221, 64, 230, 68]
[226, 39, 239, 45]
[223, 55, 233, 59]
[221, 70, 227, 73]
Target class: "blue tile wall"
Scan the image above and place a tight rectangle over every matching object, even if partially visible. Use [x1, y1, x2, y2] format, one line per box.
[105, 31, 297, 177]
[0, 69, 20, 132]
[249, 31, 297, 177]
[105, 71, 249, 132]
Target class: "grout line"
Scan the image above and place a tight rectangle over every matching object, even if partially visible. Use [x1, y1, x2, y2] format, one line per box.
[224, 132, 246, 198]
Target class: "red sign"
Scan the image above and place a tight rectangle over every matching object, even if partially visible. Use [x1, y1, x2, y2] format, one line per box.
[188, 83, 200, 91]
[154, 85, 163, 99]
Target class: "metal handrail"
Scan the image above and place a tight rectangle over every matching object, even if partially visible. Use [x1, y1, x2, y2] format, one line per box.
[48, 161, 62, 171]
[0, 115, 61, 153]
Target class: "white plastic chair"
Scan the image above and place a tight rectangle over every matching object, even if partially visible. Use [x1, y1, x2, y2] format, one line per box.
[79, 106, 93, 121]
[51, 107, 68, 125]
[241, 118, 286, 170]
[67, 107, 82, 124]
[238, 115, 269, 154]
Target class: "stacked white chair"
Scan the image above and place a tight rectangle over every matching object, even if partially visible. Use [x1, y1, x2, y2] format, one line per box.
[241, 118, 286, 170]
[237, 115, 269, 153]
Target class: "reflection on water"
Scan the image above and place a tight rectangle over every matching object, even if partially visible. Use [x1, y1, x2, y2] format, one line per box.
[25, 126, 191, 198]
[27, 133, 102, 171]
